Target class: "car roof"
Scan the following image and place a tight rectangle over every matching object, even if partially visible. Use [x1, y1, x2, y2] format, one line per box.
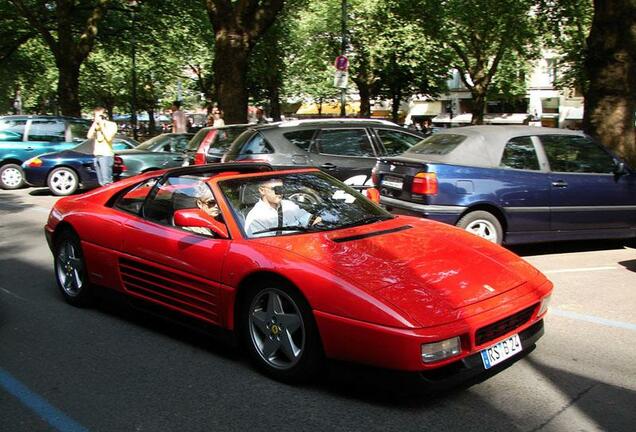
[395, 125, 586, 167]
[0, 115, 89, 122]
[250, 118, 399, 131]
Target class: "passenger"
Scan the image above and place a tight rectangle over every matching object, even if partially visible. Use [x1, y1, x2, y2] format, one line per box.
[244, 178, 321, 237]
[181, 182, 221, 236]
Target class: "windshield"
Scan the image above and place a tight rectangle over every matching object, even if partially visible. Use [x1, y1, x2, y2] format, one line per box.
[219, 172, 393, 238]
[406, 133, 466, 155]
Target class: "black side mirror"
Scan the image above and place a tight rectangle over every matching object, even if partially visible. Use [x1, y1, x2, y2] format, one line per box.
[613, 160, 627, 176]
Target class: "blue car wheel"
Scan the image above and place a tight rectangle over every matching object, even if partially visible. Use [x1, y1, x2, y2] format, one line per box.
[47, 167, 79, 196]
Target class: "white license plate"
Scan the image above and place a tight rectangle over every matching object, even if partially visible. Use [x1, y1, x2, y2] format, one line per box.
[480, 334, 522, 369]
[382, 176, 403, 190]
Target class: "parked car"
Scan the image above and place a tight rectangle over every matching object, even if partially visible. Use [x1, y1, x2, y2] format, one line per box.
[373, 125, 636, 245]
[0, 115, 91, 189]
[22, 135, 139, 196]
[221, 119, 424, 191]
[46, 163, 552, 385]
[114, 133, 192, 179]
[185, 124, 251, 165]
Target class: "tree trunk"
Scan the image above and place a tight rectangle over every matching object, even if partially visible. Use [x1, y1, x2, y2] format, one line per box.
[584, 0, 636, 165]
[391, 87, 402, 123]
[268, 85, 281, 122]
[56, 60, 82, 116]
[357, 81, 371, 118]
[471, 88, 487, 125]
[214, 34, 250, 124]
[147, 109, 156, 135]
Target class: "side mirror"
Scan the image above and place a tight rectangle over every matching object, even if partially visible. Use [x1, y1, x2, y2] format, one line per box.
[173, 208, 229, 239]
[613, 160, 627, 176]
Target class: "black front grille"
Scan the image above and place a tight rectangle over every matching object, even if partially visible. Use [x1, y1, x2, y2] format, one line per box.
[475, 304, 538, 346]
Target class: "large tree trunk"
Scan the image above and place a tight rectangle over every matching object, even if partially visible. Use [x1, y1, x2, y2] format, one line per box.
[470, 87, 487, 125]
[268, 84, 281, 122]
[584, 0, 636, 165]
[391, 87, 402, 123]
[56, 60, 82, 116]
[214, 33, 250, 124]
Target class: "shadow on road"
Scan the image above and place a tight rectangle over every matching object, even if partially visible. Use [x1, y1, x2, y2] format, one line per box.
[0, 192, 37, 214]
[618, 259, 636, 273]
[29, 188, 54, 197]
[510, 239, 631, 257]
[525, 357, 636, 431]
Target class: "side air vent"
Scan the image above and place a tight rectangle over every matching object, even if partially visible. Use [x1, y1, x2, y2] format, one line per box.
[332, 225, 413, 243]
[119, 257, 219, 323]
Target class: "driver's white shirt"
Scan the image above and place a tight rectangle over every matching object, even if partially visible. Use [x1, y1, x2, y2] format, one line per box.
[244, 199, 311, 237]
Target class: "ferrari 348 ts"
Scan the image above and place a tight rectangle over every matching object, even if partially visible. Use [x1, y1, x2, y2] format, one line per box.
[45, 163, 552, 385]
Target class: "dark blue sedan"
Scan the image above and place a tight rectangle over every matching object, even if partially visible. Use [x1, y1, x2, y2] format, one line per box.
[374, 126, 636, 245]
[22, 136, 138, 195]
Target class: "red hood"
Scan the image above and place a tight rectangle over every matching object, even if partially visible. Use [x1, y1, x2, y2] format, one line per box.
[256, 216, 539, 326]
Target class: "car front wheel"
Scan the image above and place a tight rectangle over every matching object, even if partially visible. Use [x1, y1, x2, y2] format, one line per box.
[0, 163, 25, 189]
[54, 230, 93, 307]
[457, 210, 503, 244]
[241, 283, 322, 383]
[48, 167, 79, 196]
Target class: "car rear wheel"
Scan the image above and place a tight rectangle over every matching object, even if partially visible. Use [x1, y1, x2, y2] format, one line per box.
[457, 210, 503, 244]
[0, 163, 25, 189]
[241, 283, 322, 383]
[47, 167, 79, 196]
[54, 230, 93, 307]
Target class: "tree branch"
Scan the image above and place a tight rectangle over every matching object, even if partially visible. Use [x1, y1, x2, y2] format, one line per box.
[9, 0, 58, 54]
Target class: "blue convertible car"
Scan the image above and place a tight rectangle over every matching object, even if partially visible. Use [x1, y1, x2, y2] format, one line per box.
[23, 136, 138, 195]
[374, 126, 636, 245]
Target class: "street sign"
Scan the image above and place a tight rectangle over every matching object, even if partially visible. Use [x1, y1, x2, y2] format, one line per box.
[334, 70, 348, 89]
[334, 55, 349, 71]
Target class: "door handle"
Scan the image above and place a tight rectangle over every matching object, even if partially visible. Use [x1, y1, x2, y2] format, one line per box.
[551, 180, 568, 188]
[25, 147, 35, 151]
[172, 157, 184, 161]
[321, 163, 337, 170]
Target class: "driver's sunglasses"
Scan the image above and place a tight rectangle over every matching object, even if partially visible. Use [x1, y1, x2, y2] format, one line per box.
[268, 185, 284, 196]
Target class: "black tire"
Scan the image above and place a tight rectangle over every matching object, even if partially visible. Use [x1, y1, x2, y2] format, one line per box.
[47, 167, 79, 196]
[54, 230, 93, 307]
[456, 210, 504, 244]
[0, 163, 25, 190]
[240, 281, 323, 383]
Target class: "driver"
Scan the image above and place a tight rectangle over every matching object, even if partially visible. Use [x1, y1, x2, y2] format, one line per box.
[244, 178, 321, 237]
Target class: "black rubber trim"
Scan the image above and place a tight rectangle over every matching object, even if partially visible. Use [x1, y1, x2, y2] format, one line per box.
[331, 225, 412, 243]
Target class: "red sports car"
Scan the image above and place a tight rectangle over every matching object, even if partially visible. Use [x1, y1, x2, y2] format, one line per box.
[45, 163, 552, 384]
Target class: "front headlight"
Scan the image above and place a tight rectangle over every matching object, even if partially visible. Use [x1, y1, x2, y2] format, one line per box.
[538, 294, 552, 316]
[421, 336, 461, 363]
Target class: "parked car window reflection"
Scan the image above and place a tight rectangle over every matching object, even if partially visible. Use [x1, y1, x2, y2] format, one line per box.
[376, 129, 422, 156]
[28, 120, 65, 142]
[500, 136, 540, 170]
[541, 135, 615, 173]
[406, 134, 465, 155]
[316, 129, 374, 157]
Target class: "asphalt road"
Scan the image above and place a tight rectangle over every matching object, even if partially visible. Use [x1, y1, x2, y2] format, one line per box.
[1, 187, 635, 432]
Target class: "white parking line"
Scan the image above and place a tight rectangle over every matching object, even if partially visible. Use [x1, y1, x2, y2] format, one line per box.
[543, 266, 619, 274]
[0, 286, 28, 301]
[551, 308, 636, 332]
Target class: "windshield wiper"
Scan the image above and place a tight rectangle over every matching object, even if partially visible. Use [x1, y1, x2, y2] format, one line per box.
[251, 225, 319, 235]
[335, 215, 393, 230]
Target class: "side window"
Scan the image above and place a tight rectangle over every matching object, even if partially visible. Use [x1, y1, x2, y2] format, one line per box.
[175, 137, 189, 152]
[316, 129, 375, 157]
[283, 130, 316, 151]
[0, 119, 26, 141]
[240, 133, 272, 154]
[500, 136, 540, 170]
[68, 121, 90, 142]
[28, 120, 66, 142]
[113, 178, 159, 215]
[376, 129, 422, 156]
[541, 135, 615, 173]
[142, 176, 204, 224]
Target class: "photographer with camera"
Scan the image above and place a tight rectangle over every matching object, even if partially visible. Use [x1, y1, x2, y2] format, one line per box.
[87, 107, 118, 186]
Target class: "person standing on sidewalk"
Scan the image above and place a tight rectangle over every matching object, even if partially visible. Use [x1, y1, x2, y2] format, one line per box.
[172, 101, 187, 133]
[87, 107, 118, 186]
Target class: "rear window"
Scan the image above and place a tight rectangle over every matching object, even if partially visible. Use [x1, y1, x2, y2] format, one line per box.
[238, 132, 273, 155]
[283, 129, 316, 151]
[209, 127, 248, 155]
[187, 128, 211, 151]
[406, 134, 466, 155]
[68, 120, 91, 142]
